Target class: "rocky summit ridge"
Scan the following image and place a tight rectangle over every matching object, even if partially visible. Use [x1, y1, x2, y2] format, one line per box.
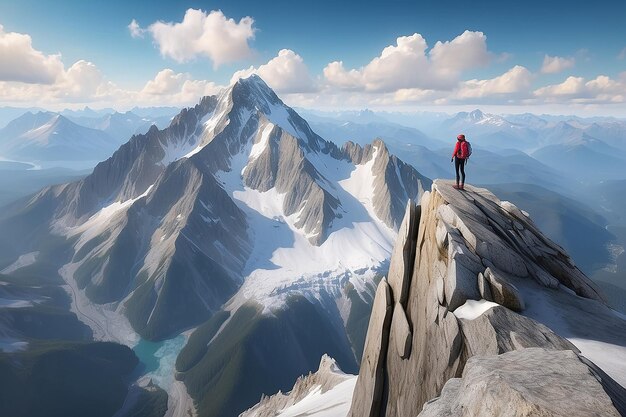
[348, 179, 626, 417]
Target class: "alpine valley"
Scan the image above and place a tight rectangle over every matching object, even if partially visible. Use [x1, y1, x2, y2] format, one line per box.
[0, 75, 430, 417]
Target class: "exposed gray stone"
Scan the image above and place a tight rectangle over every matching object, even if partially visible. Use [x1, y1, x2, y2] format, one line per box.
[381, 188, 464, 417]
[387, 200, 419, 305]
[447, 238, 483, 274]
[527, 262, 560, 288]
[436, 204, 457, 227]
[473, 195, 512, 232]
[484, 267, 525, 312]
[390, 303, 412, 359]
[477, 272, 493, 302]
[348, 278, 393, 417]
[475, 238, 528, 278]
[435, 276, 445, 305]
[535, 254, 604, 301]
[459, 306, 578, 358]
[499, 200, 528, 222]
[418, 348, 623, 417]
[444, 256, 481, 311]
[435, 220, 449, 251]
[433, 182, 488, 225]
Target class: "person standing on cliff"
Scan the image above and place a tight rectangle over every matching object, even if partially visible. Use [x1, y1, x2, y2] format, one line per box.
[451, 134, 471, 190]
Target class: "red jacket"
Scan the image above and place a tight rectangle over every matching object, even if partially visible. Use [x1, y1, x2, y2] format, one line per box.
[452, 140, 469, 159]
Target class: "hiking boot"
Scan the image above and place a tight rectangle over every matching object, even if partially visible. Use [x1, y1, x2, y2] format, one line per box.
[453, 184, 460, 189]
[460, 184, 465, 190]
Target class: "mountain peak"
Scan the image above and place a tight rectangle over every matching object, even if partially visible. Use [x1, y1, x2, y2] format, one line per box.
[154, 74, 323, 167]
[228, 74, 283, 113]
[231, 74, 276, 98]
[469, 109, 485, 119]
[233, 73, 267, 88]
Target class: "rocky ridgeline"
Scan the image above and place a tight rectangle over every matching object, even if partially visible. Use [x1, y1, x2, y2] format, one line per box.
[349, 179, 626, 417]
[240, 354, 353, 417]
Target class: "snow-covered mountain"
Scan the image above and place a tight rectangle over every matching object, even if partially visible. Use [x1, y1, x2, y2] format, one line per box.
[0, 111, 118, 164]
[0, 75, 429, 417]
[442, 109, 519, 131]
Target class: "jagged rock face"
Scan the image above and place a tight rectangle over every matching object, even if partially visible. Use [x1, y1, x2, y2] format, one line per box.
[349, 180, 626, 417]
[49, 96, 218, 221]
[418, 348, 624, 417]
[348, 279, 393, 417]
[343, 140, 428, 230]
[0, 74, 429, 345]
[241, 119, 340, 244]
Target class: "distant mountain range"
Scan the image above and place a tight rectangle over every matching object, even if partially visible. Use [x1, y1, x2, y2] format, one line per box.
[65, 111, 174, 143]
[0, 107, 179, 169]
[305, 108, 626, 183]
[0, 112, 117, 163]
[3, 102, 626, 181]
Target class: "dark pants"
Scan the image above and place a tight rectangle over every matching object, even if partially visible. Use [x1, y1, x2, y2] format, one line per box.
[455, 157, 466, 185]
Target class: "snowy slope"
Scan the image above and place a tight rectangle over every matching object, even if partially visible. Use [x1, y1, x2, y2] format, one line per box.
[219, 138, 396, 311]
[241, 355, 357, 417]
[273, 378, 356, 417]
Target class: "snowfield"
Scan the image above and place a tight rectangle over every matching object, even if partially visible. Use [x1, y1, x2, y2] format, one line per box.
[218, 138, 395, 312]
[274, 377, 357, 417]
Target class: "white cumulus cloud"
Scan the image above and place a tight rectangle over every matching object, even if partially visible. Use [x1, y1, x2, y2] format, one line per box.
[534, 76, 586, 96]
[141, 69, 221, 101]
[456, 66, 533, 99]
[540, 55, 575, 74]
[322, 61, 363, 90]
[54, 60, 117, 100]
[430, 30, 491, 76]
[324, 31, 491, 92]
[231, 49, 315, 94]
[138, 9, 255, 68]
[0, 24, 64, 84]
[534, 74, 626, 103]
[142, 69, 187, 95]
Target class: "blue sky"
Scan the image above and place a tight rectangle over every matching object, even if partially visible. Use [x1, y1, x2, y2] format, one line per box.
[1, 0, 625, 114]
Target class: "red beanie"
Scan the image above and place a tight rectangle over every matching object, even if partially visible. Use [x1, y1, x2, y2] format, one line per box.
[457, 134, 465, 140]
